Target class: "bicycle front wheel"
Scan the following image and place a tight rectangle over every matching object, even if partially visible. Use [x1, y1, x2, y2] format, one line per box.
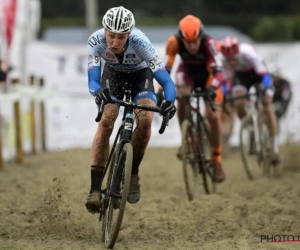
[239, 114, 266, 180]
[257, 114, 272, 177]
[180, 119, 200, 201]
[105, 142, 133, 249]
[197, 120, 215, 194]
[100, 151, 116, 243]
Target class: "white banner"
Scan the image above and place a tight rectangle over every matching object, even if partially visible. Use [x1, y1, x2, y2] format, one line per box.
[1, 41, 300, 162]
[26, 41, 300, 143]
[26, 42, 89, 94]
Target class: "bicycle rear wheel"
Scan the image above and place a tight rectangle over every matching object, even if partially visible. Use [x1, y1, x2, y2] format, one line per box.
[180, 119, 200, 201]
[105, 142, 133, 249]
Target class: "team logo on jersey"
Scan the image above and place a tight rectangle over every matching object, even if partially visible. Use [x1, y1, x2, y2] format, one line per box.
[125, 59, 139, 64]
[88, 35, 104, 47]
[138, 91, 148, 96]
[126, 53, 135, 59]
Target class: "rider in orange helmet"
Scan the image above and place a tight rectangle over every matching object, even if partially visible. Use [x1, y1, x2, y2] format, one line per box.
[157, 15, 226, 183]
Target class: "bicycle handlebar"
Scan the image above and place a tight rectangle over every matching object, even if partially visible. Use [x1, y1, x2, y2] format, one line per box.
[95, 102, 104, 122]
[225, 83, 266, 103]
[95, 98, 170, 134]
[176, 92, 216, 112]
[225, 92, 257, 102]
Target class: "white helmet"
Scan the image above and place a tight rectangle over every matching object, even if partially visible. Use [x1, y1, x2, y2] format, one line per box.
[102, 6, 135, 34]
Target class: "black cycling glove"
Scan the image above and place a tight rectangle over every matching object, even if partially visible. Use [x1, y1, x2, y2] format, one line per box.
[156, 89, 164, 107]
[205, 86, 217, 101]
[95, 88, 113, 106]
[160, 100, 176, 119]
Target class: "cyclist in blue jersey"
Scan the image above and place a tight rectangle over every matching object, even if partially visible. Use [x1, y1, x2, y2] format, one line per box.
[85, 6, 177, 213]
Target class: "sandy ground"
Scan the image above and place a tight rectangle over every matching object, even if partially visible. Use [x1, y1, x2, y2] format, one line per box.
[1, 145, 300, 250]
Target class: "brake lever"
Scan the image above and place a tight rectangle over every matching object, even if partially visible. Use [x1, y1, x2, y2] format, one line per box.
[95, 102, 104, 122]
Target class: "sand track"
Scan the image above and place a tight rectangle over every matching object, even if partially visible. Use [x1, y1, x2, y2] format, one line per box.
[0, 147, 300, 250]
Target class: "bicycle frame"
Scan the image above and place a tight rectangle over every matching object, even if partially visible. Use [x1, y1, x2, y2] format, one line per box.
[226, 83, 268, 159]
[178, 90, 216, 194]
[98, 82, 168, 207]
[183, 92, 213, 145]
[245, 93, 262, 153]
[180, 91, 214, 167]
[102, 88, 134, 180]
[246, 84, 267, 153]
[100, 85, 136, 207]
[94, 82, 169, 247]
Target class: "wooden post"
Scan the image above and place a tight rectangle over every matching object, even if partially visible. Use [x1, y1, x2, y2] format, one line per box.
[0, 115, 3, 170]
[11, 78, 24, 163]
[40, 77, 46, 151]
[39, 78, 44, 88]
[29, 75, 36, 154]
[30, 100, 36, 154]
[40, 101, 46, 151]
[14, 100, 24, 164]
[29, 75, 35, 86]
[11, 78, 20, 85]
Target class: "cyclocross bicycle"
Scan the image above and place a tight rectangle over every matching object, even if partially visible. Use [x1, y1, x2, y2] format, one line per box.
[225, 83, 272, 180]
[94, 82, 170, 249]
[176, 88, 216, 201]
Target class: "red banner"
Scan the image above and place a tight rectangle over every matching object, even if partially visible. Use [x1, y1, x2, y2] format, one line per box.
[3, 0, 17, 49]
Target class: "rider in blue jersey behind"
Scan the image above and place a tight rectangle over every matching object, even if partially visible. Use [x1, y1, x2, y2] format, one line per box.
[86, 6, 177, 213]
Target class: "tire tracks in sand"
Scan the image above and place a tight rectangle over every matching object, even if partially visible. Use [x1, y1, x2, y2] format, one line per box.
[0, 148, 300, 249]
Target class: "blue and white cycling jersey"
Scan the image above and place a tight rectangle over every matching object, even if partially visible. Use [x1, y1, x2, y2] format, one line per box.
[87, 28, 176, 102]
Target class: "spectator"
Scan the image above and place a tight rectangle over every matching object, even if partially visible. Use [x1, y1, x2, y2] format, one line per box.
[0, 59, 8, 81]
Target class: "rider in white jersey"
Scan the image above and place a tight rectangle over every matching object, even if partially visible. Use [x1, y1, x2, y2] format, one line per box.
[85, 6, 177, 213]
[225, 44, 268, 77]
[220, 36, 280, 165]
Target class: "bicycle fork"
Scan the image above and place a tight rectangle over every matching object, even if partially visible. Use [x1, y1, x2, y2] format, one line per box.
[250, 113, 266, 164]
[250, 115, 259, 150]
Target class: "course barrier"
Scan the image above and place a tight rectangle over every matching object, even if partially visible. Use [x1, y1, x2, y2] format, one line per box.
[0, 76, 48, 169]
